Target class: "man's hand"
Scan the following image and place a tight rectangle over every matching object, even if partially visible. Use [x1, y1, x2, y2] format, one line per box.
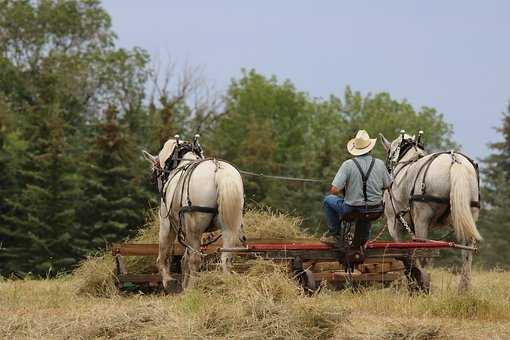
[329, 185, 344, 196]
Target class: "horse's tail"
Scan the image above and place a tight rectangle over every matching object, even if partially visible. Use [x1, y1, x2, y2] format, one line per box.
[450, 162, 482, 242]
[216, 167, 244, 246]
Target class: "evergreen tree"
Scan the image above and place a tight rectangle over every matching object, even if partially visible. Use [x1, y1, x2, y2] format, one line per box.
[477, 104, 510, 268]
[0, 0, 152, 275]
[77, 105, 151, 251]
[2, 114, 83, 275]
[0, 99, 31, 275]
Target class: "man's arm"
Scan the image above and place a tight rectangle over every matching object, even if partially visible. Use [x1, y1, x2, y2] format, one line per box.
[330, 161, 349, 196]
[329, 185, 344, 196]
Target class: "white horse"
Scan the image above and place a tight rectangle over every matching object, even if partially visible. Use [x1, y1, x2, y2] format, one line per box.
[143, 137, 244, 290]
[380, 132, 481, 292]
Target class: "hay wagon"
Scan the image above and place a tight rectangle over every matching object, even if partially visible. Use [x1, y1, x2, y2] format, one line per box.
[112, 237, 474, 293]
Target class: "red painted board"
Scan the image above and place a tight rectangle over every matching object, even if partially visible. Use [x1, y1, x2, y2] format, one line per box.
[246, 242, 330, 251]
[366, 241, 453, 249]
[244, 241, 454, 251]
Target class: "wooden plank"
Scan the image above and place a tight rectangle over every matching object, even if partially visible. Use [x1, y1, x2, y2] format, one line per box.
[111, 241, 440, 260]
[312, 270, 402, 283]
[312, 271, 360, 281]
[363, 257, 400, 264]
[359, 262, 392, 274]
[331, 271, 401, 283]
[111, 243, 221, 257]
[313, 261, 342, 271]
[118, 273, 162, 284]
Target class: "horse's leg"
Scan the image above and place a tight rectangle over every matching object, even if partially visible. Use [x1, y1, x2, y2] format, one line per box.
[384, 192, 401, 242]
[181, 250, 190, 288]
[458, 208, 478, 293]
[181, 213, 211, 289]
[157, 211, 175, 291]
[458, 238, 475, 293]
[402, 204, 436, 293]
[386, 213, 401, 242]
[182, 232, 202, 289]
[221, 224, 238, 272]
[413, 203, 437, 267]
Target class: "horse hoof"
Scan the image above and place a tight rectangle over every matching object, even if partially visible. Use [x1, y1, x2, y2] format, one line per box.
[162, 278, 182, 294]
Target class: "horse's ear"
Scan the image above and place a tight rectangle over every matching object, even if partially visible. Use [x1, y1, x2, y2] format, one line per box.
[142, 150, 157, 164]
[379, 133, 391, 152]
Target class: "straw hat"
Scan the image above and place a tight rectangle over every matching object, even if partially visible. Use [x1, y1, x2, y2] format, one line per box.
[347, 130, 377, 156]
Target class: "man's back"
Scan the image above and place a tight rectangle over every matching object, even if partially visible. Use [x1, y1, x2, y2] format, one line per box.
[331, 154, 391, 206]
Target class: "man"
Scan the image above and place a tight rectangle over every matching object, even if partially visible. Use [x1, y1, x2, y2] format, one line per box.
[321, 130, 392, 245]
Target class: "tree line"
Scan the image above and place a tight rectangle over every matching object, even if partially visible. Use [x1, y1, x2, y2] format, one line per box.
[0, 0, 508, 276]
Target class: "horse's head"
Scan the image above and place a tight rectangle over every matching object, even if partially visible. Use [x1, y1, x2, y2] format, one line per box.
[141, 137, 182, 193]
[158, 134, 204, 165]
[380, 131, 426, 170]
[142, 135, 205, 193]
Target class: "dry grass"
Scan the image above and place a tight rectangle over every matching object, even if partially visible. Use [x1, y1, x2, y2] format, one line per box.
[1, 268, 510, 339]
[243, 208, 314, 239]
[9, 210, 507, 338]
[73, 209, 313, 296]
[112, 207, 314, 243]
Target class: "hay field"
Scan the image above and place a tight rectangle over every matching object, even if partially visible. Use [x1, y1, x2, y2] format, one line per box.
[2, 268, 510, 339]
[2, 210, 510, 339]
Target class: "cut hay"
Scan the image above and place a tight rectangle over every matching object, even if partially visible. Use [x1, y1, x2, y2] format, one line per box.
[243, 208, 313, 239]
[73, 209, 311, 296]
[177, 260, 347, 339]
[3, 269, 510, 338]
[72, 253, 118, 297]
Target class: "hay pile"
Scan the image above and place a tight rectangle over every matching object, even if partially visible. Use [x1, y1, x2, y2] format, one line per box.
[175, 261, 347, 338]
[243, 208, 314, 239]
[73, 209, 314, 296]
[124, 208, 314, 241]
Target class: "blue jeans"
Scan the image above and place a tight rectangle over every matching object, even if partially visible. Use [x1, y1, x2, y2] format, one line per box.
[323, 195, 371, 243]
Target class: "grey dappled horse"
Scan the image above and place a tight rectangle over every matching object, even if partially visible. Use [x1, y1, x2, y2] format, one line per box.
[380, 133, 481, 292]
[143, 138, 244, 290]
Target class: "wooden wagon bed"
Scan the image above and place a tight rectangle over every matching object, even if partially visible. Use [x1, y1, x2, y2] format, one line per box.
[110, 238, 461, 292]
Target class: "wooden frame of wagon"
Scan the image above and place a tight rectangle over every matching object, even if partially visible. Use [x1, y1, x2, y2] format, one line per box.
[112, 238, 475, 293]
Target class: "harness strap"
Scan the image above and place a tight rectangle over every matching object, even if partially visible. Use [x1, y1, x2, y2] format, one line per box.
[179, 205, 219, 214]
[411, 194, 449, 205]
[410, 194, 480, 208]
[352, 157, 376, 207]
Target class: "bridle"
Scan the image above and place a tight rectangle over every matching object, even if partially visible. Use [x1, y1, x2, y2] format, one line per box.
[386, 137, 425, 174]
[151, 135, 205, 190]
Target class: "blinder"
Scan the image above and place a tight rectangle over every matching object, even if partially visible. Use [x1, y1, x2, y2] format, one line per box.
[386, 136, 424, 171]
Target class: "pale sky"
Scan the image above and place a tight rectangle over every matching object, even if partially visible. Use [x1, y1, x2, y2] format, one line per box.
[103, 1, 510, 159]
